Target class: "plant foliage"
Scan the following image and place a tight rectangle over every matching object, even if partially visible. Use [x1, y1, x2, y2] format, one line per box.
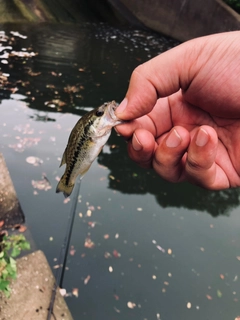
[223, 0, 240, 13]
[0, 234, 30, 297]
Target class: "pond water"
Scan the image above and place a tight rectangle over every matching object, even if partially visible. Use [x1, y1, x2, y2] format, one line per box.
[1, 22, 240, 320]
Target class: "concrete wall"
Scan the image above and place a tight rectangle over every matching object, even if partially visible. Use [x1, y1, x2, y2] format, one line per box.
[0, 0, 239, 41]
[108, 0, 240, 41]
[0, 154, 24, 229]
[0, 0, 99, 23]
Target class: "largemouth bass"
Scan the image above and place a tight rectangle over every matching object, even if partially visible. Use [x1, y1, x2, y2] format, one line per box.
[56, 101, 122, 197]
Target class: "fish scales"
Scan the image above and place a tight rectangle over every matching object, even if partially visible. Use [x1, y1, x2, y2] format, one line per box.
[65, 120, 94, 186]
[56, 101, 122, 198]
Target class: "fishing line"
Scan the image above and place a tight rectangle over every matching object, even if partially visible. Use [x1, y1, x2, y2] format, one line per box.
[47, 177, 81, 320]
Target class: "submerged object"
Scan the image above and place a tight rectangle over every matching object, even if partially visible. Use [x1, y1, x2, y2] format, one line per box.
[56, 101, 122, 197]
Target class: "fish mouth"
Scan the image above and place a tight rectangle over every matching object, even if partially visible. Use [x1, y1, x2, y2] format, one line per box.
[107, 101, 121, 121]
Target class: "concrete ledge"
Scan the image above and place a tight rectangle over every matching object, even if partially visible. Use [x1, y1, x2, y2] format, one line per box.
[0, 250, 73, 320]
[0, 153, 25, 230]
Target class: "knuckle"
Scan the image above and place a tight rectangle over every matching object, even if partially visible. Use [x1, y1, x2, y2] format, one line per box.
[187, 156, 207, 171]
[133, 64, 144, 75]
[153, 159, 183, 183]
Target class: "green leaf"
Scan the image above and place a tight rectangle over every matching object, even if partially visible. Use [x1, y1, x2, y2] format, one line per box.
[3, 287, 11, 298]
[6, 263, 17, 277]
[9, 257, 16, 268]
[11, 247, 21, 258]
[0, 234, 30, 298]
[1, 268, 8, 278]
[20, 242, 30, 250]
[0, 280, 10, 290]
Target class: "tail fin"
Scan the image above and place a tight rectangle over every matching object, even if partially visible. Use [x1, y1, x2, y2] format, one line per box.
[56, 178, 74, 198]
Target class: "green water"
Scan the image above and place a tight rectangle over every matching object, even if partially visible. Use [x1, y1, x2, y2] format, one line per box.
[0, 23, 240, 320]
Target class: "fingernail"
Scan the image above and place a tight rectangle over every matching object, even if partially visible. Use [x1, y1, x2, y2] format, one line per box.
[166, 129, 181, 148]
[132, 133, 143, 151]
[196, 128, 209, 147]
[116, 98, 128, 114]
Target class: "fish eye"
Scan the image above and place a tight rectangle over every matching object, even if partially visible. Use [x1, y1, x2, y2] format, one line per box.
[96, 110, 104, 117]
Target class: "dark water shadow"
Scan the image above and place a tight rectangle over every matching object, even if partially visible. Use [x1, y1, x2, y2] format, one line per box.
[0, 22, 239, 218]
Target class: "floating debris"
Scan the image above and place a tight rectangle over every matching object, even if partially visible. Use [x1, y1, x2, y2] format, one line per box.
[69, 245, 76, 256]
[10, 31, 27, 39]
[63, 197, 70, 204]
[86, 209, 92, 217]
[26, 156, 43, 166]
[72, 288, 79, 298]
[104, 252, 111, 259]
[59, 288, 67, 297]
[84, 237, 95, 249]
[127, 301, 136, 309]
[84, 275, 91, 285]
[14, 224, 27, 233]
[112, 249, 121, 258]
[114, 306, 121, 313]
[45, 99, 66, 108]
[9, 137, 41, 152]
[32, 174, 51, 191]
[217, 290, 222, 298]
[10, 51, 37, 57]
[88, 221, 98, 228]
[156, 245, 165, 253]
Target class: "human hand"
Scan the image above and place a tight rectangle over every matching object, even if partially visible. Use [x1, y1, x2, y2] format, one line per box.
[115, 31, 240, 189]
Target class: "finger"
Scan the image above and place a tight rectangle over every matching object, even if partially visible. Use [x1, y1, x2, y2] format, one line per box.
[127, 129, 157, 168]
[185, 125, 230, 189]
[116, 32, 240, 121]
[115, 97, 173, 138]
[115, 116, 156, 140]
[152, 126, 191, 182]
[115, 40, 202, 120]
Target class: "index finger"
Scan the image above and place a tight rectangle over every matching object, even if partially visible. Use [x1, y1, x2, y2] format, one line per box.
[116, 96, 172, 139]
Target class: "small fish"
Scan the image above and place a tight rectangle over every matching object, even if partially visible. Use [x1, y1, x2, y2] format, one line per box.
[56, 101, 122, 197]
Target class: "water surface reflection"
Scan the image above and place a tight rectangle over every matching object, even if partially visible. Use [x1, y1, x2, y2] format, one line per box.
[1, 23, 240, 320]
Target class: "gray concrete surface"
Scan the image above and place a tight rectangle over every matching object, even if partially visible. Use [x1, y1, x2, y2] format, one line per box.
[0, 250, 73, 320]
[0, 153, 24, 230]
